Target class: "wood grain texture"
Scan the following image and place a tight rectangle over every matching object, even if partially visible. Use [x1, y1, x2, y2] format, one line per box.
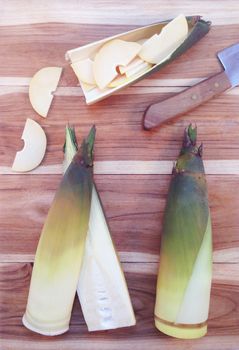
[1, 174, 239, 263]
[1, 93, 239, 164]
[1, 0, 239, 26]
[2, 160, 239, 175]
[1, 23, 239, 78]
[1, 0, 239, 348]
[0, 263, 239, 350]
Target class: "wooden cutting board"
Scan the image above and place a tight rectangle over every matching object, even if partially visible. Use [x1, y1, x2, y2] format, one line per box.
[0, 1, 239, 349]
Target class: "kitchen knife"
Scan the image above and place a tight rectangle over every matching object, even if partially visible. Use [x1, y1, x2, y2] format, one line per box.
[143, 42, 239, 130]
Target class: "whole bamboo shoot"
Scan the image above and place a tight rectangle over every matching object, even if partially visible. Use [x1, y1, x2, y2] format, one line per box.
[22, 127, 95, 336]
[64, 126, 136, 331]
[154, 125, 212, 339]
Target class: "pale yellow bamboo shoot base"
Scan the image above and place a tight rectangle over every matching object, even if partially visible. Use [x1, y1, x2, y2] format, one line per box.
[22, 312, 69, 336]
[155, 316, 207, 339]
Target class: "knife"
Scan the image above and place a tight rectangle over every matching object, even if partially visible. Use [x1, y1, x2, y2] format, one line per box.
[143, 42, 239, 130]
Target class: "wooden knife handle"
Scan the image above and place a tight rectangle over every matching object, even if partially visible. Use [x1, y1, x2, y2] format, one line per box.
[143, 71, 231, 130]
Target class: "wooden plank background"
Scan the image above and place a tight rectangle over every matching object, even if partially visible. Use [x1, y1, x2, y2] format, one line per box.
[0, 1, 239, 349]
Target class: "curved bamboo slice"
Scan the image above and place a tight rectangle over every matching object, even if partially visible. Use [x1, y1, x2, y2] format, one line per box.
[12, 118, 47, 172]
[29, 67, 62, 117]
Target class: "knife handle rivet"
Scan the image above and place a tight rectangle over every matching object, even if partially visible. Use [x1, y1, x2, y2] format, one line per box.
[214, 82, 219, 88]
[191, 94, 198, 100]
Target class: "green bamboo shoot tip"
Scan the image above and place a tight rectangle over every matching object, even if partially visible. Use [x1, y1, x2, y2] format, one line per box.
[63, 125, 78, 172]
[154, 125, 212, 339]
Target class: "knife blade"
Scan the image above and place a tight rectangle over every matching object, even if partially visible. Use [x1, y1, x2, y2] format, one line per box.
[143, 42, 239, 130]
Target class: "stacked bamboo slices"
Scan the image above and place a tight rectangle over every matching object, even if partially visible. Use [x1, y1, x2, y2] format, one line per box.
[71, 14, 188, 93]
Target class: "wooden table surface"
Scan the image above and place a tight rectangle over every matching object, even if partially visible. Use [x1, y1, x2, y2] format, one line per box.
[1, 1, 239, 349]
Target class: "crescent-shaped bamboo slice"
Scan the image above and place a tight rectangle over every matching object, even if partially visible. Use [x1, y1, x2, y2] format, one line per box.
[139, 14, 188, 64]
[118, 57, 145, 75]
[71, 59, 96, 85]
[108, 64, 152, 88]
[93, 39, 141, 89]
[29, 67, 62, 117]
[12, 118, 47, 172]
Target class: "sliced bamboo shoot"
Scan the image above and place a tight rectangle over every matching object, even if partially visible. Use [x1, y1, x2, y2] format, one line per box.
[64, 126, 136, 331]
[71, 59, 96, 85]
[80, 81, 97, 93]
[66, 17, 211, 104]
[125, 61, 153, 78]
[29, 67, 62, 117]
[108, 65, 151, 88]
[12, 118, 47, 172]
[118, 57, 145, 75]
[139, 14, 188, 64]
[93, 39, 141, 89]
